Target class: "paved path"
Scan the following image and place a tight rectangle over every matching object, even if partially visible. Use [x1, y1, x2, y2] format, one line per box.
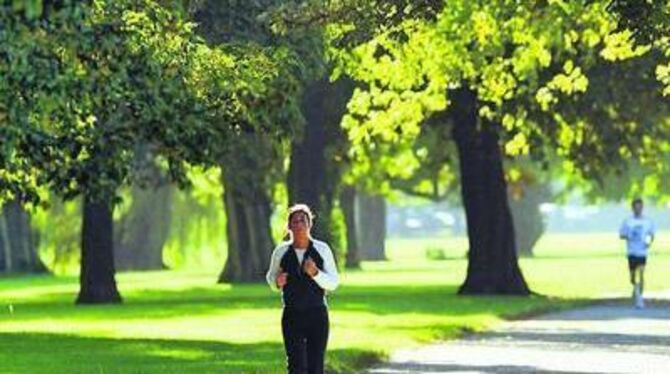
[369, 296, 670, 373]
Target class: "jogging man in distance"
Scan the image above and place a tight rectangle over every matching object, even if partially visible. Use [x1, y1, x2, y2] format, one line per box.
[619, 198, 656, 309]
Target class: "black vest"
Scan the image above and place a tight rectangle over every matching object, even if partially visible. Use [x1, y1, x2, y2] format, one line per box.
[279, 241, 325, 309]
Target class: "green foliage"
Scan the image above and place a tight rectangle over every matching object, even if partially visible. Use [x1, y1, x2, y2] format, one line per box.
[333, 1, 614, 138]
[384, 116, 460, 202]
[32, 167, 227, 273]
[264, 0, 442, 49]
[425, 247, 447, 261]
[658, 58, 670, 96]
[547, 52, 670, 194]
[330, 203, 347, 264]
[606, 1, 670, 96]
[163, 167, 226, 269]
[191, 0, 317, 201]
[608, 0, 670, 44]
[195, 0, 325, 90]
[31, 196, 82, 274]
[328, 1, 670, 199]
[8, 0, 44, 19]
[0, 0, 302, 206]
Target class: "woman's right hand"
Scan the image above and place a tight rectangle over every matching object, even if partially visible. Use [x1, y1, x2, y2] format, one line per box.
[276, 270, 288, 288]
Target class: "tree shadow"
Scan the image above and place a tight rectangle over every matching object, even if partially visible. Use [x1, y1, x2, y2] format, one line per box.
[330, 284, 550, 316]
[536, 301, 670, 321]
[368, 362, 611, 374]
[2, 284, 280, 321]
[479, 330, 670, 349]
[3, 283, 554, 322]
[529, 253, 623, 260]
[0, 332, 379, 373]
[0, 332, 283, 373]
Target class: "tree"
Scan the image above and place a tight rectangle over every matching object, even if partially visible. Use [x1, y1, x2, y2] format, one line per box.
[163, 166, 226, 270]
[270, 3, 439, 264]
[265, 0, 443, 47]
[217, 134, 281, 282]
[1, 0, 296, 302]
[287, 76, 353, 255]
[444, 87, 530, 294]
[195, 1, 360, 277]
[607, 1, 670, 96]
[608, 0, 670, 43]
[114, 147, 173, 271]
[507, 162, 552, 257]
[0, 199, 46, 273]
[328, 1, 669, 294]
[339, 184, 359, 267]
[192, 0, 305, 282]
[355, 191, 387, 261]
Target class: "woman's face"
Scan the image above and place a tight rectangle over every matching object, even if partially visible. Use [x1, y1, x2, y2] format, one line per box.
[289, 212, 311, 237]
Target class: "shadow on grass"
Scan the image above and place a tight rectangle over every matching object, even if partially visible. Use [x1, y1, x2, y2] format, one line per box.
[0, 332, 282, 373]
[527, 253, 624, 260]
[3, 283, 561, 323]
[2, 284, 278, 321]
[330, 284, 554, 317]
[0, 332, 379, 374]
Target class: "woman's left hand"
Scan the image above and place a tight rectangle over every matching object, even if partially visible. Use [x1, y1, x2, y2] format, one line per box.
[303, 258, 319, 277]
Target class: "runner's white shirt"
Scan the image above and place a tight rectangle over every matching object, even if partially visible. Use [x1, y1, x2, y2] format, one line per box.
[619, 216, 656, 257]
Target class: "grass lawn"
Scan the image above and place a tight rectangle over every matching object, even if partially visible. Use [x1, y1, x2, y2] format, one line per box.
[1, 232, 669, 373]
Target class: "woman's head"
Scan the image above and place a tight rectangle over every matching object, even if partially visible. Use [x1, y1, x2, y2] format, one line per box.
[287, 204, 314, 239]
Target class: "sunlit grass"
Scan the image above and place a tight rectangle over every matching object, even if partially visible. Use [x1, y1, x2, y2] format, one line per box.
[1, 232, 669, 373]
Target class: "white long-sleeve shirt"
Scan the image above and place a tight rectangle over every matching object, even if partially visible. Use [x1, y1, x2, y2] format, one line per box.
[266, 239, 339, 294]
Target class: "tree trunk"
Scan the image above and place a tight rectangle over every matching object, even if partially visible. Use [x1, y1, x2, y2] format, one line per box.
[76, 195, 122, 304]
[0, 212, 12, 272]
[218, 168, 274, 283]
[0, 200, 46, 273]
[287, 78, 352, 255]
[509, 181, 549, 257]
[451, 87, 530, 295]
[356, 192, 387, 261]
[340, 185, 360, 268]
[288, 78, 335, 244]
[114, 185, 173, 271]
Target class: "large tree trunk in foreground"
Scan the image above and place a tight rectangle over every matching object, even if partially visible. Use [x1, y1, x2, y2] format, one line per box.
[340, 185, 360, 268]
[357, 192, 387, 261]
[451, 87, 530, 295]
[77, 196, 122, 304]
[0, 200, 46, 273]
[218, 167, 274, 283]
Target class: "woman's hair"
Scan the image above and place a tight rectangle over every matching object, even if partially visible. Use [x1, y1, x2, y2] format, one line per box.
[287, 203, 314, 226]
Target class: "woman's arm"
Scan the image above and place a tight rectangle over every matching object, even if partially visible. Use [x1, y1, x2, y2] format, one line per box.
[312, 242, 339, 291]
[266, 244, 286, 291]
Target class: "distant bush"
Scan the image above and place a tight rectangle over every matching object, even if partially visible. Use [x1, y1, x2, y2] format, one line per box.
[425, 247, 447, 261]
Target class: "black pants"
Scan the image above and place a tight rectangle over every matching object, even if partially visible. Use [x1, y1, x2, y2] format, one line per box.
[281, 306, 329, 374]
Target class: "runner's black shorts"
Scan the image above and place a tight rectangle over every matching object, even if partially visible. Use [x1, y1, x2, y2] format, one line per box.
[627, 255, 647, 270]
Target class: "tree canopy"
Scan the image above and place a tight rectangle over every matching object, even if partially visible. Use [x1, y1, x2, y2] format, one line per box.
[325, 1, 668, 193]
[0, 0, 301, 206]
